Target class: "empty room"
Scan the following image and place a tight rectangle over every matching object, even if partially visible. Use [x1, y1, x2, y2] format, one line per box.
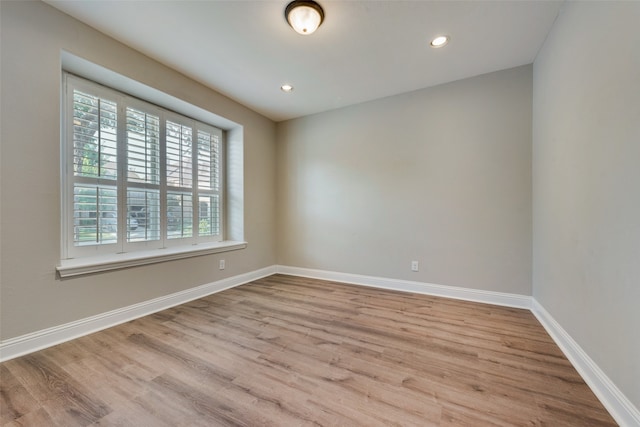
[0, 1, 638, 425]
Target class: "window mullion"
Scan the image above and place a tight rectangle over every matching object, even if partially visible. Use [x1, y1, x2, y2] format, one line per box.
[116, 98, 127, 253]
[218, 131, 225, 240]
[192, 120, 199, 239]
[159, 112, 168, 248]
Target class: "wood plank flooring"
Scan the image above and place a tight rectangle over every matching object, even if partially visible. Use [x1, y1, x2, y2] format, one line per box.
[1, 274, 617, 426]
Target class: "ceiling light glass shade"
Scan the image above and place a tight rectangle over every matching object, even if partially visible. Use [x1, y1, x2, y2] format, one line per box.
[285, 1, 324, 35]
[430, 35, 450, 48]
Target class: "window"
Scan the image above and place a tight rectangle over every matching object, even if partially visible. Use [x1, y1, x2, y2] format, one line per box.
[62, 74, 223, 260]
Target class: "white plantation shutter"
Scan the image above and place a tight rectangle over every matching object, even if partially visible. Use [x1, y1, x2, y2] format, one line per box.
[70, 87, 119, 249]
[167, 192, 193, 239]
[166, 119, 194, 240]
[198, 194, 220, 237]
[166, 121, 193, 188]
[197, 130, 214, 190]
[63, 74, 223, 259]
[72, 91, 118, 179]
[126, 107, 160, 185]
[196, 127, 222, 237]
[126, 106, 161, 244]
[73, 185, 118, 246]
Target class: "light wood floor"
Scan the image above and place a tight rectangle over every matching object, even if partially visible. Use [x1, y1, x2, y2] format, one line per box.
[1, 274, 617, 426]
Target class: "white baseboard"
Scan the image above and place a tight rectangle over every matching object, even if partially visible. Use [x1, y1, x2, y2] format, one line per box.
[276, 265, 533, 309]
[0, 265, 277, 363]
[531, 300, 640, 427]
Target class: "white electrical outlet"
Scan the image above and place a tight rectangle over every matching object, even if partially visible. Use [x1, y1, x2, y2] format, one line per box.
[411, 260, 419, 272]
[219, 259, 226, 270]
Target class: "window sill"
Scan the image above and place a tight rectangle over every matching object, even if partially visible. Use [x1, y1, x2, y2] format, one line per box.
[57, 241, 247, 278]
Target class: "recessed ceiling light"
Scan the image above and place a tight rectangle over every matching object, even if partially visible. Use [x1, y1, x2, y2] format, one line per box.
[430, 35, 450, 48]
[281, 84, 294, 93]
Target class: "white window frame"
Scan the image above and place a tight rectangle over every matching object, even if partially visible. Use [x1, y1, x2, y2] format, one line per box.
[61, 73, 225, 262]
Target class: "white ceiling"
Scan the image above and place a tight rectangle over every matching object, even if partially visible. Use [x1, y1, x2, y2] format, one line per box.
[45, 0, 563, 122]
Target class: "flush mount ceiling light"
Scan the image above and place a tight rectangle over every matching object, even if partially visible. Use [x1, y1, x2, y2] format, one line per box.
[430, 35, 450, 48]
[281, 84, 294, 92]
[285, 0, 324, 35]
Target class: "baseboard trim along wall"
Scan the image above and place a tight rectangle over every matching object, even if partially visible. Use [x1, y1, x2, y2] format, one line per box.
[0, 265, 277, 363]
[1, 265, 637, 426]
[276, 265, 533, 309]
[531, 300, 640, 427]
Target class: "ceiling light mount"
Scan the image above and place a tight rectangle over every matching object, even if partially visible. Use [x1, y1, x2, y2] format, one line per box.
[285, 0, 324, 35]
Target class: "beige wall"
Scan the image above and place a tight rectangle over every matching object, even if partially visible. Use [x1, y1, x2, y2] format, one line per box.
[1, 0, 638, 413]
[0, 1, 277, 340]
[277, 66, 532, 295]
[533, 1, 640, 407]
